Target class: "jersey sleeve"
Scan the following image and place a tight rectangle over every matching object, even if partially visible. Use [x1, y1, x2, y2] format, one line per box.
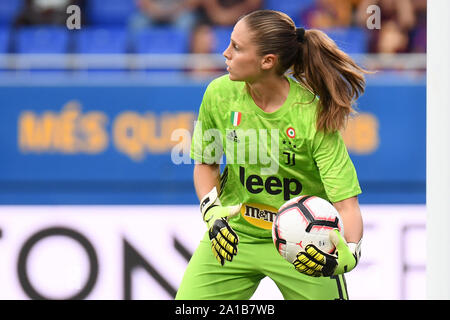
[311, 129, 362, 202]
[190, 82, 224, 164]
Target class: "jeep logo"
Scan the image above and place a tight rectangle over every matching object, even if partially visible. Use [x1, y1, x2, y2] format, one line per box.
[239, 166, 302, 201]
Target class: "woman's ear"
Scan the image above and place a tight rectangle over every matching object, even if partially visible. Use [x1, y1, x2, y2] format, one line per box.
[260, 54, 277, 71]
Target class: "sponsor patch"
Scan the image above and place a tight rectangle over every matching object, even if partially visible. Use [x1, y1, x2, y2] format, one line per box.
[240, 203, 278, 230]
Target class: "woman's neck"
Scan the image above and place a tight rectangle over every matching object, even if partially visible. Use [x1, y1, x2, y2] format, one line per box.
[246, 75, 290, 113]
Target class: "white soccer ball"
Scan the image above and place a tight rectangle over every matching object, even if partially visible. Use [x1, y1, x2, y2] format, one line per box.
[272, 195, 344, 263]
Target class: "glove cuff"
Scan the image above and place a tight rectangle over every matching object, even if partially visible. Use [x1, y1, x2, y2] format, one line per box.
[347, 238, 362, 265]
[200, 187, 222, 221]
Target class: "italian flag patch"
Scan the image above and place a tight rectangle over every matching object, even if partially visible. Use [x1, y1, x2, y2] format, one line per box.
[230, 111, 242, 126]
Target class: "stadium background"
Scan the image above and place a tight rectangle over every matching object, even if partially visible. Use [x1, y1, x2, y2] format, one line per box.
[0, 0, 425, 299]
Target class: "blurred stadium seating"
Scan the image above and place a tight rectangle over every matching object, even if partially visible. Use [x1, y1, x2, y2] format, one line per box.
[75, 27, 129, 54]
[325, 27, 368, 54]
[0, 28, 9, 52]
[0, 0, 425, 61]
[14, 26, 69, 53]
[0, 0, 23, 26]
[212, 26, 233, 54]
[134, 27, 189, 54]
[264, 0, 315, 25]
[86, 0, 137, 26]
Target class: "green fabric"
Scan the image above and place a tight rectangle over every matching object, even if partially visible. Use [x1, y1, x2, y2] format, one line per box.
[190, 74, 361, 238]
[331, 229, 357, 275]
[175, 231, 348, 300]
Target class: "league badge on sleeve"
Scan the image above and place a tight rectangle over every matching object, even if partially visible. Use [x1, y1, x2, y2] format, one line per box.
[286, 127, 296, 138]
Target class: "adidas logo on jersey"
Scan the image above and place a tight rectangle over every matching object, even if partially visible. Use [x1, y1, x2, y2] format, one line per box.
[226, 130, 240, 143]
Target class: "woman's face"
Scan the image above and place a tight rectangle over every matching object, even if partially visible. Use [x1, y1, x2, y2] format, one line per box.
[223, 19, 263, 82]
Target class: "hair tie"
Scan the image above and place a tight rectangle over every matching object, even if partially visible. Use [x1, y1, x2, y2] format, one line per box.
[296, 27, 306, 43]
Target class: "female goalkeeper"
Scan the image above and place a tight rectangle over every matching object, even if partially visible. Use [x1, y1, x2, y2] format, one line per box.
[176, 9, 366, 300]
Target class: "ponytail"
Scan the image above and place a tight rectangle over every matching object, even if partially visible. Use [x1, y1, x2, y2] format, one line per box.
[242, 10, 370, 133]
[292, 29, 369, 133]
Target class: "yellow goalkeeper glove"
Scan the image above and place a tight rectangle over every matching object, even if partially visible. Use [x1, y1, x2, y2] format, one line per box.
[200, 187, 241, 266]
[293, 229, 362, 277]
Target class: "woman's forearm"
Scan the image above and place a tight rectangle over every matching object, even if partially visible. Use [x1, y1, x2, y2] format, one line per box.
[193, 163, 221, 201]
[333, 196, 363, 244]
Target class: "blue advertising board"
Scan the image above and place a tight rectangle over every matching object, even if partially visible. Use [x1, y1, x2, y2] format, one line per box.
[0, 74, 425, 204]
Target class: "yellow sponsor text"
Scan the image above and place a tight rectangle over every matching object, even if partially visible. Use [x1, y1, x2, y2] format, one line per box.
[113, 112, 194, 161]
[342, 112, 379, 154]
[241, 203, 278, 230]
[18, 102, 196, 161]
[19, 101, 108, 154]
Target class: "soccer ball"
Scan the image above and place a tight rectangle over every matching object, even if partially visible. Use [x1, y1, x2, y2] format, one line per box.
[272, 195, 344, 263]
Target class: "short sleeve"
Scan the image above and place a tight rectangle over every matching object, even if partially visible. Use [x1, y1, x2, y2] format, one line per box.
[312, 130, 362, 202]
[190, 83, 224, 164]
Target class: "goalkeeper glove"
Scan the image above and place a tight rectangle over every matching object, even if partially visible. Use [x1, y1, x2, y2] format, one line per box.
[200, 187, 242, 266]
[293, 229, 362, 277]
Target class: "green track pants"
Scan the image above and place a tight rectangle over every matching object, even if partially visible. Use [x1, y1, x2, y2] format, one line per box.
[176, 231, 348, 300]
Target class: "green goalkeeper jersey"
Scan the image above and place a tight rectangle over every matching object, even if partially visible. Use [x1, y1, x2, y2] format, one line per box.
[190, 74, 361, 239]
